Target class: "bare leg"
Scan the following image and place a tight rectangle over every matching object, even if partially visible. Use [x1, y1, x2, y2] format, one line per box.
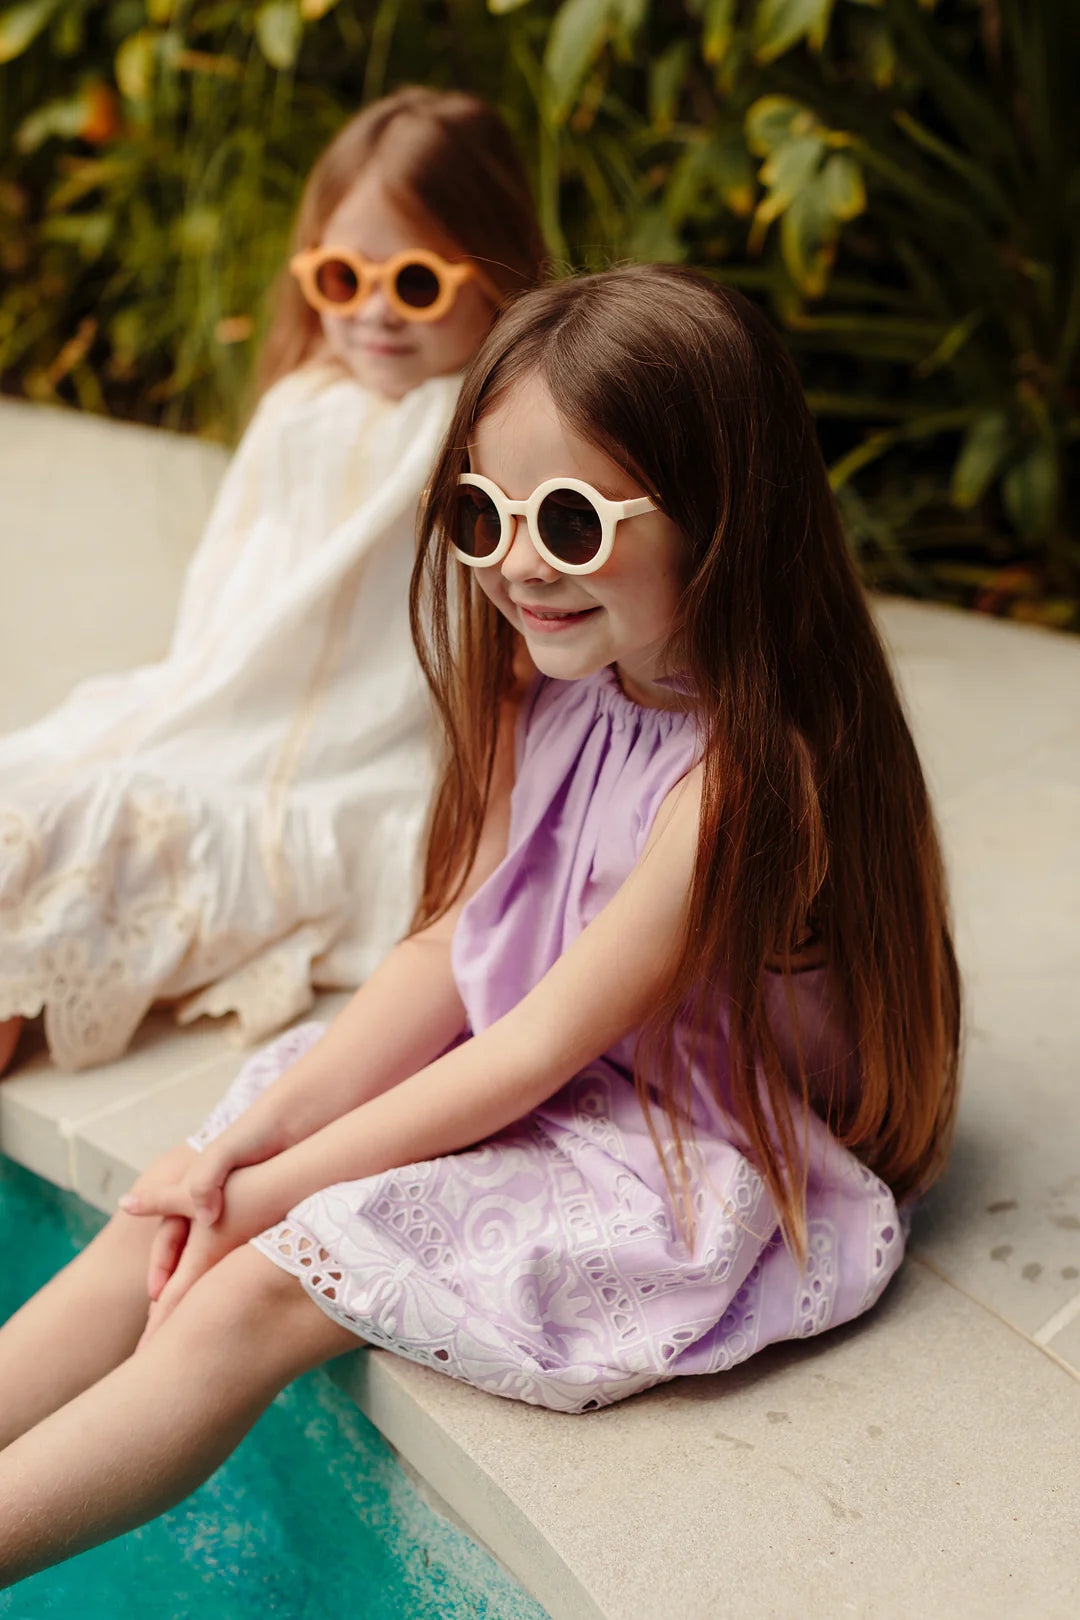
[0, 1244, 358, 1587]
[0, 1019, 22, 1078]
[0, 1144, 198, 1449]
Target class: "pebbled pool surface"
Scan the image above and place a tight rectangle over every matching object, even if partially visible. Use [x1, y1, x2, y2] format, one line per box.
[0, 1155, 549, 1620]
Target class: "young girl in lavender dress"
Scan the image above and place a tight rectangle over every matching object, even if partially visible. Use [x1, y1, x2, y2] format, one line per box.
[0, 87, 545, 1075]
[0, 266, 960, 1584]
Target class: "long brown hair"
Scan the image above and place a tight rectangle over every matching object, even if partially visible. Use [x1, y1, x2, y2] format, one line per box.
[257, 87, 547, 394]
[410, 264, 961, 1256]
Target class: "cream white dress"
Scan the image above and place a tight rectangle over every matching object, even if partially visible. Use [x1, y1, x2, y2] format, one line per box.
[0, 362, 460, 1069]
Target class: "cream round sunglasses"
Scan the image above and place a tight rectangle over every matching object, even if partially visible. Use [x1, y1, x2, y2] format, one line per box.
[452, 473, 657, 576]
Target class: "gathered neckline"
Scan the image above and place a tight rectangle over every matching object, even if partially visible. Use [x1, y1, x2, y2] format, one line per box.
[585, 665, 695, 729]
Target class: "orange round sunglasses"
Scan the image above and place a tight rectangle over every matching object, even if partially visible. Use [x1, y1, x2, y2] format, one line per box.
[289, 246, 501, 324]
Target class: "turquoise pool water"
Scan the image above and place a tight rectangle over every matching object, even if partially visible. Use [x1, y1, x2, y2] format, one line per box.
[0, 1155, 549, 1620]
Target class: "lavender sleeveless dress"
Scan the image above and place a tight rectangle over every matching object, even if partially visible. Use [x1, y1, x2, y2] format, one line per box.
[190, 669, 904, 1413]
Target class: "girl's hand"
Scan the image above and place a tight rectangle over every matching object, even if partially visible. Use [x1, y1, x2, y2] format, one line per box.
[146, 1215, 191, 1302]
[134, 1160, 287, 1348]
[136, 1214, 242, 1349]
[119, 1119, 285, 1230]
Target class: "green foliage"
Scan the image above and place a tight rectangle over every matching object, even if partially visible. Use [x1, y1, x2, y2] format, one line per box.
[0, 0, 1077, 623]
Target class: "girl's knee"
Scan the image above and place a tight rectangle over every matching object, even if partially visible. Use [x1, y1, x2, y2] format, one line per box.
[175, 1246, 354, 1368]
[187, 1246, 322, 1334]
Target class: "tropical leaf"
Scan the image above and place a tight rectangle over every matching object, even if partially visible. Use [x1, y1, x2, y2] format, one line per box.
[255, 1, 303, 71]
[753, 0, 836, 65]
[115, 30, 157, 103]
[0, 0, 59, 65]
[701, 0, 736, 67]
[746, 95, 807, 156]
[544, 0, 613, 122]
[951, 411, 1011, 508]
[649, 40, 691, 133]
[1003, 442, 1058, 541]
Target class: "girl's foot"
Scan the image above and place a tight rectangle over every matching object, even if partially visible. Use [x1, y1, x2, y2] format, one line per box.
[0, 1018, 23, 1077]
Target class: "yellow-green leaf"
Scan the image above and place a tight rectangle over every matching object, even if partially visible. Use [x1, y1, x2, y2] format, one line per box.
[779, 181, 835, 296]
[0, 0, 59, 64]
[702, 0, 736, 66]
[1003, 442, 1057, 540]
[40, 212, 112, 258]
[15, 92, 85, 152]
[115, 29, 156, 102]
[951, 411, 1010, 507]
[611, 0, 646, 49]
[175, 207, 219, 255]
[758, 133, 826, 215]
[544, 0, 613, 123]
[820, 150, 865, 221]
[649, 40, 691, 133]
[301, 0, 342, 17]
[753, 0, 835, 65]
[255, 0, 302, 70]
[745, 95, 808, 157]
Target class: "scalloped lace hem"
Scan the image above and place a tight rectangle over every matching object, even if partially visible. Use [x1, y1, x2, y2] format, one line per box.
[0, 916, 341, 1071]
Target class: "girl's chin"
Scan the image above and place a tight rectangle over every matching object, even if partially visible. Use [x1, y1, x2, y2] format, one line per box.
[334, 347, 429, 398]
[522, 639, 609, 681]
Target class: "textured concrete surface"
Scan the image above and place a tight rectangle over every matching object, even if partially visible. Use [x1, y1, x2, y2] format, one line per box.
[2, 396, 1079, 1619]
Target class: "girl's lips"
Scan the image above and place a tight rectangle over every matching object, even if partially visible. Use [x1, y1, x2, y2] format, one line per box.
[356, 340, 415, 357]
[517, 604, 600, 634]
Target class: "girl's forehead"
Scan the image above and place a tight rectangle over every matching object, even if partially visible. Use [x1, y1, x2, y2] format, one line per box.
[470, 374, 637, 502]
[321, 170, 459, 260]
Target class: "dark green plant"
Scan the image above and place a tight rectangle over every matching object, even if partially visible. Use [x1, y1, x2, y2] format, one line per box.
[525, 0, 1080, 622]
[1, 0, 1077, 623]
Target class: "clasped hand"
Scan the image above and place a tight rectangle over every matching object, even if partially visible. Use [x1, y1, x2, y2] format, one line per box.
[118, 1134, 277, 1348]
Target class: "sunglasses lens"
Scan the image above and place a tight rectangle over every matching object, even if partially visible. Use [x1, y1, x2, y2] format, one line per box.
[453, 485, 502, 560]
[537, 488, 604, 567]
[395, 261, 442, 309]
[314, 257, 359, 304]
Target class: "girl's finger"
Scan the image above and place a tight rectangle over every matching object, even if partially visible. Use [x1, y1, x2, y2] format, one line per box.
[118, 1181, 181, 1218]
[152, 1226, 212, 1327]
[187, 1170, 225, 1228]
[147, 1215, 189, 1301]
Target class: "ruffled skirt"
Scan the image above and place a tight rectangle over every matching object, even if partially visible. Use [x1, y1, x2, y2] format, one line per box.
[190, 1024, 904, 1415]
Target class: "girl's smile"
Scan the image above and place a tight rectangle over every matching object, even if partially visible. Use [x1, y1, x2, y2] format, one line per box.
[468, 373, 684, 707]
[512, 600, 602, 633]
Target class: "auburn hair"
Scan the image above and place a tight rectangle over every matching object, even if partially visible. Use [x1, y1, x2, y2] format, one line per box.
[409, 264, 961, 1256]
[257, 86, 547, 394]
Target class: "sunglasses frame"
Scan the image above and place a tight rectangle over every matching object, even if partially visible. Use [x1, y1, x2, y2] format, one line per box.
[453, 473, 656, 576]
[289, 246, 499, 323]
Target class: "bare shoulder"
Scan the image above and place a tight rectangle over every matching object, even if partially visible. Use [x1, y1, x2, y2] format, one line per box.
[639, 760, 704, 867]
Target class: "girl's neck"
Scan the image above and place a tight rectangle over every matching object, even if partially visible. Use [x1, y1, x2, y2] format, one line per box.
[611, 662, 687, 712]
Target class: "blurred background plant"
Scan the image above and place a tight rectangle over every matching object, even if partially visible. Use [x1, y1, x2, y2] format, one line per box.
[1, 0, 1077, 626]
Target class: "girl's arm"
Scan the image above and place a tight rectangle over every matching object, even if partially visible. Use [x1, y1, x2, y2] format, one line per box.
[141, 762, 703, 1335]
[236, 763, 704, 1220]
[210, 710, 518, 1147]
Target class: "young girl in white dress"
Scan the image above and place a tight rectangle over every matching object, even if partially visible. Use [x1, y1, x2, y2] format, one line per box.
[0, 87, 545, 1075]
[0, 266, 959, 1586]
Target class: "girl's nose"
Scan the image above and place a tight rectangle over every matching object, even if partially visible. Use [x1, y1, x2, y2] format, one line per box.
[355, 283, 406, 329]
[501, 515, 560, 585]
